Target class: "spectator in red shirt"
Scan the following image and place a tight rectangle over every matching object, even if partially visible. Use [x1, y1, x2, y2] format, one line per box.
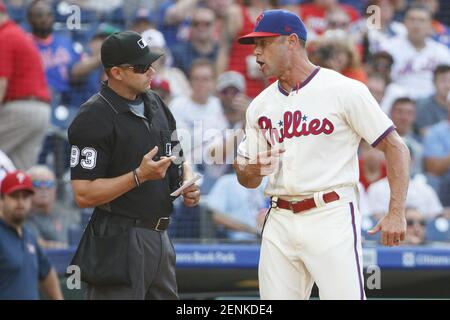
[0, 1, 50, 171]
[299, 0, 360, 37]
[359, 141, 387, 191]
[217, 0, 273, 98]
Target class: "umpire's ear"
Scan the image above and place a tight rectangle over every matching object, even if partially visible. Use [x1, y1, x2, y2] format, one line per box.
[108, 66, 125, 81]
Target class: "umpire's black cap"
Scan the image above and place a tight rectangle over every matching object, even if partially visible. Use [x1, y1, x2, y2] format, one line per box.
[101, 31, 163, 68]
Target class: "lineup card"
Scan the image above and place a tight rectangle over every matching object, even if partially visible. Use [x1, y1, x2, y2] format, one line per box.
[170, 174, 202, 197]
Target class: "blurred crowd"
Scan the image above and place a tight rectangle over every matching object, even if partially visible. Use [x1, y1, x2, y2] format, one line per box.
[1, 0, 450, 247]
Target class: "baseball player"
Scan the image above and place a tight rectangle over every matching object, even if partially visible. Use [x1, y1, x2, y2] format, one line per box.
[234, 10, 410, 300]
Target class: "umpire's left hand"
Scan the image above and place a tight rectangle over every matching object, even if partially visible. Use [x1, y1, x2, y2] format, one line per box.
[182, 183, 200, 207]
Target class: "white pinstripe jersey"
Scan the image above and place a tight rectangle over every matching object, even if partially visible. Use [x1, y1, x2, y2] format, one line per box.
[237, 67, 394, 196]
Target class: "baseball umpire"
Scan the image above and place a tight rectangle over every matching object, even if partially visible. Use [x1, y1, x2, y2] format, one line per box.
[234, 10, 410, 300]
[68, 31, 200, 300]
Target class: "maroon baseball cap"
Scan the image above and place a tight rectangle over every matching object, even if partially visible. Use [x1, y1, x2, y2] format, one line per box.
[0, 171, 34, 195]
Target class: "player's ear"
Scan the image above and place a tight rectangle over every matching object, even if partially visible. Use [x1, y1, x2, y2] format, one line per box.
[287, 34, 299, 48]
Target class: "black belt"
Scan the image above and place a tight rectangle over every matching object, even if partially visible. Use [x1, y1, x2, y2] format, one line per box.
[136, 216, 170, 232]
[106, 213, 171, 232]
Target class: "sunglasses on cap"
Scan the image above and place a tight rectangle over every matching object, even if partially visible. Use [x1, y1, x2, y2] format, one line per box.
[32, 180, 55, 189]
[118, 64, 152, 74]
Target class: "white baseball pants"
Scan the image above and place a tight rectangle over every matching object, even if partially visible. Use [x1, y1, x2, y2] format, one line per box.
[259, 190, 366, 300]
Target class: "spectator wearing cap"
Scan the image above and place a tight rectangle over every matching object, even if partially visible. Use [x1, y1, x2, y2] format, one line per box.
[0, 171, 63, 300]
[141, 28, 192, 98]
[151, 76, 172, 105]
[216, 71, 249, 129]
[208, 71, 249, 171]
[171, 7, 219, 77]
[0, 0, 50, 171]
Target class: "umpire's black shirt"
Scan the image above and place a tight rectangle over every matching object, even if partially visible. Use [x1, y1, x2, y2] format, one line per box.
[68, 82, 183, 219]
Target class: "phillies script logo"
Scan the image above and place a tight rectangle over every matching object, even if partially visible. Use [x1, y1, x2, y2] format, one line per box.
[258, 110, 334, 144]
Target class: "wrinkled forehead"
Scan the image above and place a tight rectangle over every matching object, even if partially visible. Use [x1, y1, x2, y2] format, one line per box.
[254, 35, 283, 45]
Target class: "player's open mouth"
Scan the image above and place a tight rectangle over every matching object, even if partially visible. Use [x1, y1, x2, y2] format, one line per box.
[257, 61, 265, 70]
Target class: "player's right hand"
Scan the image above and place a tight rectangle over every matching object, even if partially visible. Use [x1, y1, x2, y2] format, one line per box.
[238, 148, 285, 177]
[136, 146, 176, 182]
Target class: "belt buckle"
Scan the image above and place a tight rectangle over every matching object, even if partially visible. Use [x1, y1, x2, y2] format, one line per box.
[155, 217, 170, 231]
[289, 201, 299, 212]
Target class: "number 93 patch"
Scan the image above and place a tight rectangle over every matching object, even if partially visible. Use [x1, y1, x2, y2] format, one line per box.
[70, 145, 97, 170]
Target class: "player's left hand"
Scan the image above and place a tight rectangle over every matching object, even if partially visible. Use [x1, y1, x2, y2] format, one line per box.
[181, 183, 200, 207]
[368, 212, 406, 247]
